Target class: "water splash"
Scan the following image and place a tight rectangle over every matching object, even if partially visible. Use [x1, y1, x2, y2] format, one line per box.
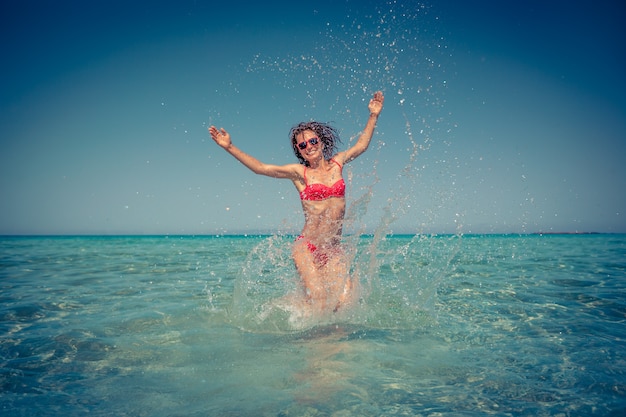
[229, 224, 460, 333]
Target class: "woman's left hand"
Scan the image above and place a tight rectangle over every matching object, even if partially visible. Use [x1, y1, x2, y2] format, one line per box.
[368, 91, 384, 116]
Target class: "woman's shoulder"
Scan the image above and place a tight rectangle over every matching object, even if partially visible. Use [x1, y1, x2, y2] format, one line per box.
[330, 152, 347, 167]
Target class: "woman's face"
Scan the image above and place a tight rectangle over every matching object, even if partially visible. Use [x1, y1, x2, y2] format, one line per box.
[295, 130, 322, 161]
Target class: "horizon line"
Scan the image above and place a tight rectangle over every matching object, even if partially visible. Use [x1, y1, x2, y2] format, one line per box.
[0, 231, 618, 238]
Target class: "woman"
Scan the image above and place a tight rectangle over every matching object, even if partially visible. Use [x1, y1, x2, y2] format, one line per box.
[209, 91, 384, 313]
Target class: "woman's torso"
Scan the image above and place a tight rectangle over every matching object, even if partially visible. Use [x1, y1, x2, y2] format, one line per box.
[297, 159, 346, 248]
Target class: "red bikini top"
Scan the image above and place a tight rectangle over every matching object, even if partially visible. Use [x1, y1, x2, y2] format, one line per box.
[299, 159, 346, 201]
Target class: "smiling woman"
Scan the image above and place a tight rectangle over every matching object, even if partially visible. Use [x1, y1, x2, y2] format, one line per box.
[208, 91, 384, 314]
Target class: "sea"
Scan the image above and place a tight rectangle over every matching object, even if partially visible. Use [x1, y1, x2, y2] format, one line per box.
[1, 233, 625, 416]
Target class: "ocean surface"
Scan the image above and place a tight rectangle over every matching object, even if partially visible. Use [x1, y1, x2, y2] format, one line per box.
[1, 234, 625, 416]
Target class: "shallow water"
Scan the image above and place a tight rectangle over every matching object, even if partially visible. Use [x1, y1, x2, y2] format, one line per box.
[1, 234, 625, 416]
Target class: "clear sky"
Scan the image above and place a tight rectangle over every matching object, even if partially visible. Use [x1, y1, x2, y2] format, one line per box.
[1, 0, 625, 235]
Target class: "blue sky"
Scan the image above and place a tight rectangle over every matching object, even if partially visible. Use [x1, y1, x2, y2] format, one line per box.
[1, 0, 624, 235]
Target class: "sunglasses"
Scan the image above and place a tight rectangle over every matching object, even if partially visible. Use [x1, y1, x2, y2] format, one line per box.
[297, 137, 319, 150]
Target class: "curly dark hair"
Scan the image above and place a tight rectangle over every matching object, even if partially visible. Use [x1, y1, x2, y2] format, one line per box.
[289, 121, 342, 166]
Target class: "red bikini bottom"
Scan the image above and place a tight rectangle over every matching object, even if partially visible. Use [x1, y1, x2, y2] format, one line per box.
[296, 235, 341, 266]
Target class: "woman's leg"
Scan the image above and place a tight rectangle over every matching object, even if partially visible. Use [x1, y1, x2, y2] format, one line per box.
[293, 238, 328, 311]
[322, 250, 353, 312]
[293, 238, 354, 313]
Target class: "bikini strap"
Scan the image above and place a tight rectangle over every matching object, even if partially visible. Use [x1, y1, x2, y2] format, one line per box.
[302, 165, 308, 185]
[330, 158, 342, 171]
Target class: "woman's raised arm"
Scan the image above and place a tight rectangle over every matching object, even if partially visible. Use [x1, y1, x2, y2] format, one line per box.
[338, 91, 384, 164]
[208, 126, 300, 180]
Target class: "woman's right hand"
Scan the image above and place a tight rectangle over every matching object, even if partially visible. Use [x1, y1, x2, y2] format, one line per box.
[208, 126, 232, 149]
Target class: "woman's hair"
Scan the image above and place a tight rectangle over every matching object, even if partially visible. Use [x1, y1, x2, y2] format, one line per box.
[289, 121, 341, 166]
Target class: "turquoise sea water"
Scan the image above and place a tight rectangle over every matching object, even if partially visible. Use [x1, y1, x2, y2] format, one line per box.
[1, 234, 625, 416]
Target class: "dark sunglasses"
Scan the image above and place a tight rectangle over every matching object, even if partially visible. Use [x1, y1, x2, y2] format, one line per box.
[297, 137, 319, 150]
